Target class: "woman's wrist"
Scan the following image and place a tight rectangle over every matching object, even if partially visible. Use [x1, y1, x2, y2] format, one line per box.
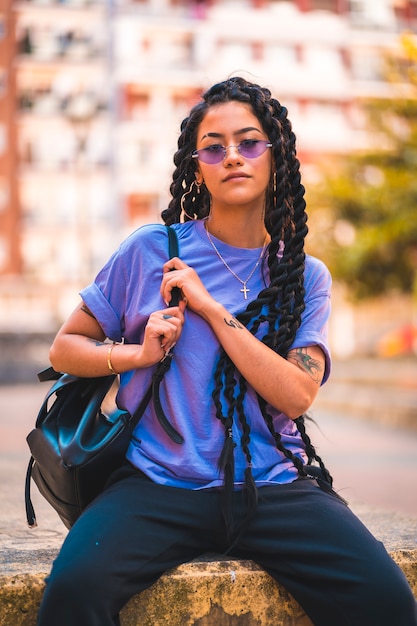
[105, 342, 158, 373]
[198, 299, 226, 325]
[106, 343, 119, 375]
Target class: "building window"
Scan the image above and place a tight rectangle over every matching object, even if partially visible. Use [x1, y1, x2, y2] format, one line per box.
[349, 0, 394, 27]
[289, 0, 346, 12]
[310, 0, 339, 10]
[251, 41, 264, 62]
[394, 0, 417, 22]
[123, 86, 149, 121]
[126, 193, 157, 225]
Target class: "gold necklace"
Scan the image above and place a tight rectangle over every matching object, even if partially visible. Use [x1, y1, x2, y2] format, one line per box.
[205, 225, 268, 299]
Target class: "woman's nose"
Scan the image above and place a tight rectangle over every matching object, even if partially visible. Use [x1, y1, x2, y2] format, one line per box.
[223, 144, 243, 164]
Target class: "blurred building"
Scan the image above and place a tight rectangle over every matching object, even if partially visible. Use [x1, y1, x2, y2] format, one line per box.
[0, 0, 416, 334]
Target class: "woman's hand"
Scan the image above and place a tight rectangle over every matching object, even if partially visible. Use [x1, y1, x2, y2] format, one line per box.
[140, 303, 186, 366]
[49, 300, 185, 377]
[161, 258, 216, 317]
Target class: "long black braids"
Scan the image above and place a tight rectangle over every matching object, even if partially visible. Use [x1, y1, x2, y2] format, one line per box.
[161, 76, 333, 539]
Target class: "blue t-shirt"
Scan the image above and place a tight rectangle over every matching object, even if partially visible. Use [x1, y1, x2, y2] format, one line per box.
[81, 220, 332, 490]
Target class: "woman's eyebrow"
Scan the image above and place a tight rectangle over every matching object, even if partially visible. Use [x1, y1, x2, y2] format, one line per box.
[200, 127, 262, 141]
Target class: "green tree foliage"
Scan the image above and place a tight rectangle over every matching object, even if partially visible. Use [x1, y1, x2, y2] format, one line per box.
[308, 35, 417, 300]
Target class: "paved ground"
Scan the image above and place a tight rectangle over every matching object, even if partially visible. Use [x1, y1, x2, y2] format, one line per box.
[308, 408, 417, 518]
[312, 357, 417, 517]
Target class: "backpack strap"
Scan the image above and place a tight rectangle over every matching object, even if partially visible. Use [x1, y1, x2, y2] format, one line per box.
[37, 366, 62, 382]
[166, 225, 181, 307]
[148, 225, 184, 443]
[25, 457, 36, 527]
[167, 224, 179, 257]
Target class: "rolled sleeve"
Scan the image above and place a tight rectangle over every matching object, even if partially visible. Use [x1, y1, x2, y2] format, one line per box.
[288, 256, 332, 384]
[79, 242, 130, 342]
[80, 282, 123, 343]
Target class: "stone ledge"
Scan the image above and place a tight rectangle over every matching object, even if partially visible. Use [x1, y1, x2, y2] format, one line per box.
[0, 557, 312, 626]
[121, 555, 313, 626]
[1, 549, 416, 626]
[1, 505, 416, 626]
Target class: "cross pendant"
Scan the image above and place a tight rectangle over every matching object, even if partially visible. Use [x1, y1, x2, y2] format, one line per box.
[241, 284, 250, 299]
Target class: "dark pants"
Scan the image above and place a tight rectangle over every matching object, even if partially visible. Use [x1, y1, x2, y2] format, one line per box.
[37, 465, 417, 626]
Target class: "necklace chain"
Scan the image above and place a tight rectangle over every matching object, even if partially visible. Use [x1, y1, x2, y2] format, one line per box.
[205, 225, 267, 299]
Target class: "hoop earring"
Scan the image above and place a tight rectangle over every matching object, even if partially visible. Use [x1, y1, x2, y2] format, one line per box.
[181, 180, 201, 220]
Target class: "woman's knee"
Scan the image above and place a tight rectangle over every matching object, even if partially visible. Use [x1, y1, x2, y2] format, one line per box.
[355, 552, 417, 625]
[38, 557, 119, 626]
[379, 570, 416, 624]
[44, 557, 106, 606]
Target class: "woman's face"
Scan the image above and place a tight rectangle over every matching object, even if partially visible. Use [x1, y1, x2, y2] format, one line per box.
[194, 101, 273, 215]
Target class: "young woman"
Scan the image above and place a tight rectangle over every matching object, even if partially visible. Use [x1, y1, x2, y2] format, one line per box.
[37, 77, 416, 626]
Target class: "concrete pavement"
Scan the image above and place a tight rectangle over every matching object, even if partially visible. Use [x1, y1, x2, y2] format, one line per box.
[314, 356, 417, 430]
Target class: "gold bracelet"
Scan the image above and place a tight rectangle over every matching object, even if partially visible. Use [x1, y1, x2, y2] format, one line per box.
[107, 343, 118, 375]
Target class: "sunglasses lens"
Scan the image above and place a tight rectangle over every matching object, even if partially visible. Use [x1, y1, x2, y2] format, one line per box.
[239, 140, 270, 159]
[198, 146, 225, 164]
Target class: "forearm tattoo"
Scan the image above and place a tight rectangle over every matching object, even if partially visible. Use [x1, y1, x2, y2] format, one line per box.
[224, 317, 244, 329]
[88, 338, 104, 347]
[287, 348, 322, 384]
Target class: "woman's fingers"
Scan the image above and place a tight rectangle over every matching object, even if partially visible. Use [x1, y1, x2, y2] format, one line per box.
[156, 312, 181, 349]
[161, 259, 211, 313]
[142, 306, 185, 363]
[162, 258, 188, 305]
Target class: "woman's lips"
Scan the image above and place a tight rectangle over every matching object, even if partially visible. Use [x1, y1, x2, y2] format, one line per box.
[223, 172, 250, 182]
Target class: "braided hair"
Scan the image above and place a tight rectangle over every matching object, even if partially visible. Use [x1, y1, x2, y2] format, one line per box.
[162, 77, 332, 540]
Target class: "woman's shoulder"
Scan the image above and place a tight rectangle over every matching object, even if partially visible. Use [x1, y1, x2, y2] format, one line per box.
[115, 223, 171, 259]
[109, 222, 198, 269]
[120, 223, 167, 249]
[121, 222, 195, 248]
[304, 254, 332, 296]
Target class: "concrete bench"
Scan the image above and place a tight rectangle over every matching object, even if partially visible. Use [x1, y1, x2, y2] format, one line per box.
[1, 504, 416, 626]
